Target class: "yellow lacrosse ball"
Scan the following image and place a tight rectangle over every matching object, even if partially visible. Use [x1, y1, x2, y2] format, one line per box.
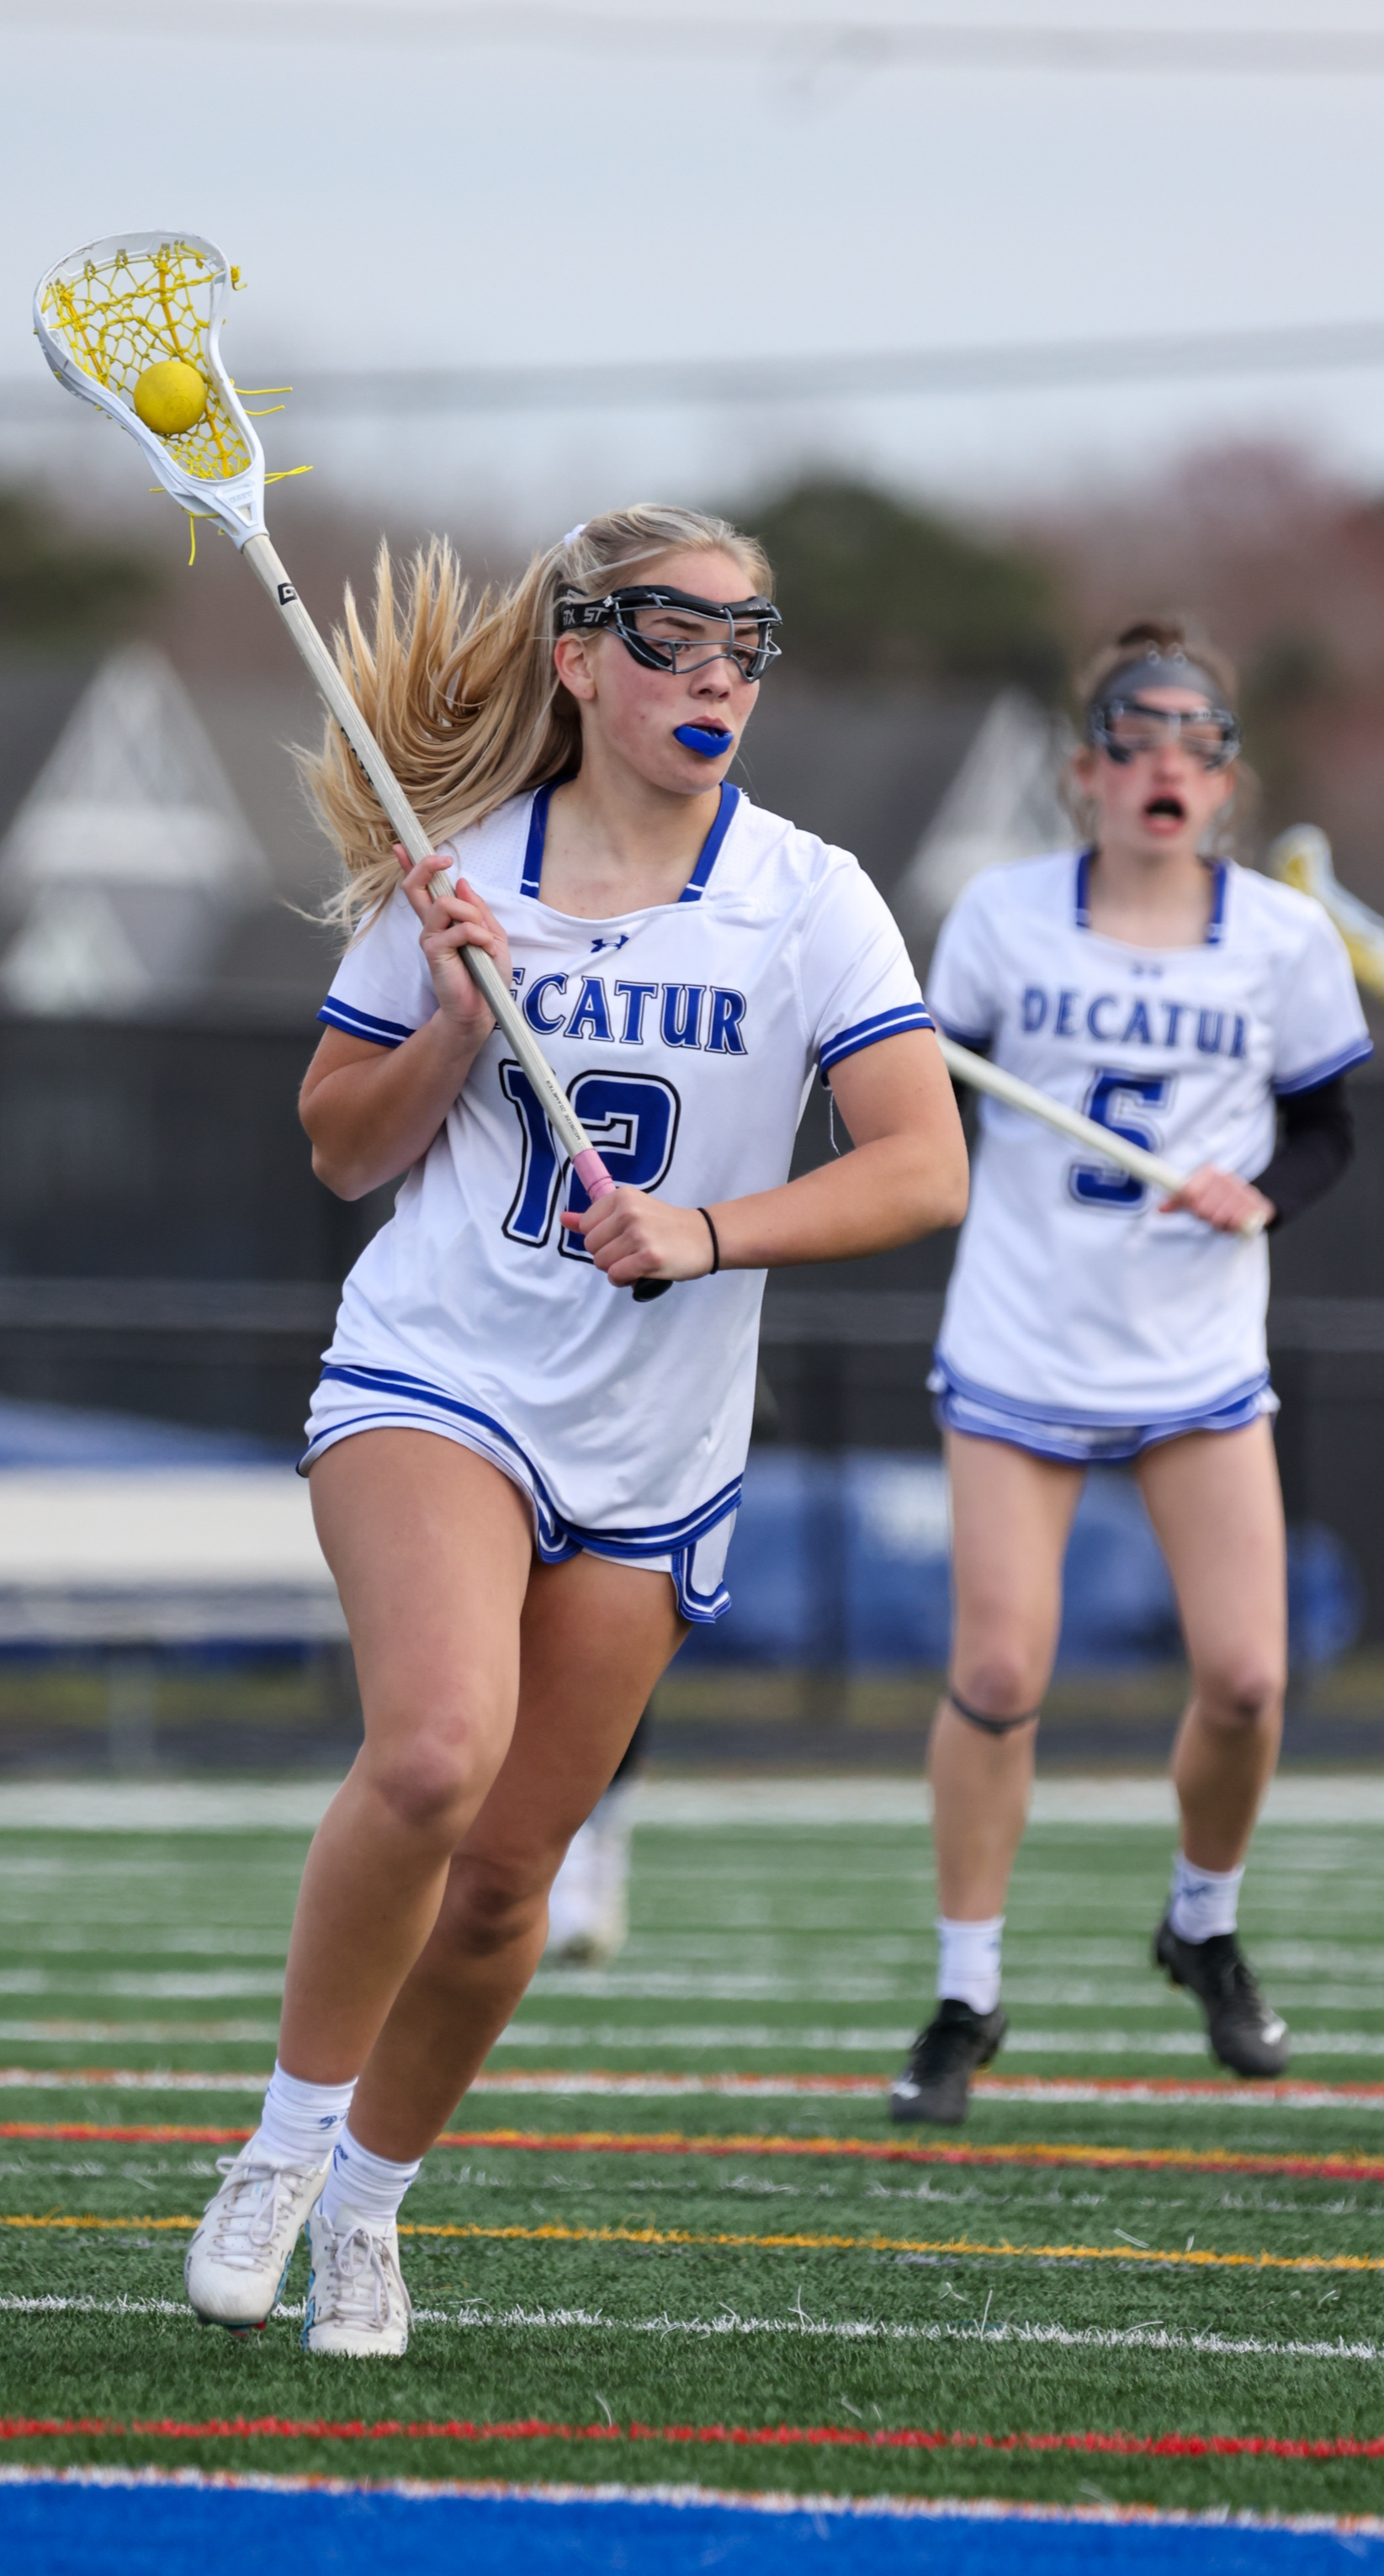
[132, 359, 208, 437]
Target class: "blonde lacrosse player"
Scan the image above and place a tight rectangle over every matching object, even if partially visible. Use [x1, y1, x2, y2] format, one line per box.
[184, 504, 967, 2353]
[891, 618, 1370, 2128]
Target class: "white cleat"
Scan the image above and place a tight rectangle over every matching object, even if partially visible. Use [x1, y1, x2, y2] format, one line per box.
[301, 2201, 412, 2357]
[184, 2146, 328, 2330]
[545, 1782, 633, 1965]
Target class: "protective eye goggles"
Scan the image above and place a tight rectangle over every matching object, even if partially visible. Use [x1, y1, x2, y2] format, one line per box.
[1087, 694, 1241, 772]
[555, 584, 782, 682]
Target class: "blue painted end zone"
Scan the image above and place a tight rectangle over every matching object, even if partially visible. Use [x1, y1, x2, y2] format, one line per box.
[7, 2480, 1384, 2576]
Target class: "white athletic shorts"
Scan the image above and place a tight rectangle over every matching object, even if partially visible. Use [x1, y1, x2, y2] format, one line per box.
[929, 1355, 1278, 1466]
[300, 1367, 737, 1625]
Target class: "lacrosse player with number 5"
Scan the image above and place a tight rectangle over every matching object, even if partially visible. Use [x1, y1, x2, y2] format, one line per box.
[890, 618, 1371, 2132]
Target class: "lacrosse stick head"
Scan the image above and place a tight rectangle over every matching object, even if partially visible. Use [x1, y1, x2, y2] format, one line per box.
[34, 231, 267, 546]
[1267, 823, 1334, 900]
[1269, 823, 1384, 999]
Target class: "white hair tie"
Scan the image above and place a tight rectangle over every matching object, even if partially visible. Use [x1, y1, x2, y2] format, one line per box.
[561, 522, 587, 548]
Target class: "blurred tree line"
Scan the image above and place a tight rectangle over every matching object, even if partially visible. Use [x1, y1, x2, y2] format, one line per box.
[744, 475, 1064, 696]
[0, 489, 157, 652]
[8, 448, 1384, 905]
[742, 451, 1384, 909]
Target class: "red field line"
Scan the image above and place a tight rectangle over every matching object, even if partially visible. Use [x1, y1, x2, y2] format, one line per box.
[9, 2120, 1384, 2186]
[3, 2414, 1382, 2463]
[3, 2123, 249, 2146]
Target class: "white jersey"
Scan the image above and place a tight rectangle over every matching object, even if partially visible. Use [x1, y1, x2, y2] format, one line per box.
[929, 850, 1371, 1430]
[306, 782, 931, 1617]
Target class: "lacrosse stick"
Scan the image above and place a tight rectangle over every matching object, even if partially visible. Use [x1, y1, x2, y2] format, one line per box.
[33, 230, 672, 1299]
[937, 1036, 1266, 1238]
[1268, 824, 1384, 1001]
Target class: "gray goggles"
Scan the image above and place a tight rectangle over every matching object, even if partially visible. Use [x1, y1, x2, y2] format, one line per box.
[1088, 696, 1240, 771]
[556, 585, 782, 682]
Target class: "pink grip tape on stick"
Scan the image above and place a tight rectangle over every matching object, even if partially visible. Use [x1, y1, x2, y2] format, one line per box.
[572, 1148, 672, 1302]
[572, 1149, 615, 1201]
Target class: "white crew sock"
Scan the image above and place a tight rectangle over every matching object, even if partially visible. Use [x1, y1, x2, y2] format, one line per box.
[936, 1914, 1004, 2016]
[317, 2125, 422, 2232]
[1169, 1852, 1244, 1944]
[251, 2062, 357, 2169]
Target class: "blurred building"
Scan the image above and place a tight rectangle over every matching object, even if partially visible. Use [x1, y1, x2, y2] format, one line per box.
[894, 687, 1071, 965]
[0, 646, 269, 1015]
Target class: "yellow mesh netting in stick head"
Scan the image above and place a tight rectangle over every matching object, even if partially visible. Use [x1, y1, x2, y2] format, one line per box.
[1269, 825, 1384, 1000]
[34, 231, 303, 551]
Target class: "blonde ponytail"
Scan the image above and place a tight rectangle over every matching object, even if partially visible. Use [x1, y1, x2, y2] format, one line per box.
[305, 502, 772, 935]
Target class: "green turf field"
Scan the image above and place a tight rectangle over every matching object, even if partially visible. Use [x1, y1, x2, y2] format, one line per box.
[3, 1800, 1384, 2516]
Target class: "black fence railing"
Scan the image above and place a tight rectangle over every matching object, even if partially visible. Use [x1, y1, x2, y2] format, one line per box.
[0, 1013, 1381, 1784]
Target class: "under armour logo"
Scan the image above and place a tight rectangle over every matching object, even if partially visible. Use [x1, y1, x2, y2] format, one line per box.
[590, 934, 630, 953]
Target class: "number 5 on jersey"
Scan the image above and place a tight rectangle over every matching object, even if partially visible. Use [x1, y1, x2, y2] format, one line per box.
[1070, 1069, 1175, 1209]
[501, 1064, 682, 1257]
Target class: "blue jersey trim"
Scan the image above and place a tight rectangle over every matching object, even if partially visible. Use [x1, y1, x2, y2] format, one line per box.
[1075, 849, 1227, 944]
[819, 1003, 935, 1082]
[316, 998, 414, 1049]
[931, 1370, 1272, 1464]
[559, 1478, 742, 1555]
[1274, 1036, 1374, 1096]
[670, 1541, 731, 1624]
[931, 1349, 1271, 1434]
[1204, 860, 1228, 945]
[520, 777, 738, 907]
[521, 781, 557, 897]
[677, 781, 740, 904]
[305, 1361, 741, 1562]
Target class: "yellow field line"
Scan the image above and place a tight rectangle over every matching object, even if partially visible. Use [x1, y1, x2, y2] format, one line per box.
[5, 2211, 1381, 2272]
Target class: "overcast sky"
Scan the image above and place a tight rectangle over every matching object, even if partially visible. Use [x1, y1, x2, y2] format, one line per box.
[6, 0, 1384, 543]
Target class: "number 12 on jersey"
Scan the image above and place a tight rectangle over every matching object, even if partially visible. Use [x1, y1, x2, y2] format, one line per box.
[1070, 1069, 1174, 1209]
[501, 1063, 682, 1258]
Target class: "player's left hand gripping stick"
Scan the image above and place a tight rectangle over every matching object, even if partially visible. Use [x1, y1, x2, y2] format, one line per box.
[939, 1040, 1266, 1240]
[33, 229, 671, 1306]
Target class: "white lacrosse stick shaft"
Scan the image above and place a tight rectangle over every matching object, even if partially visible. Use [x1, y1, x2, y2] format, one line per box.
[237, 533, 605, 1184]
[938, 1036, 1266, 1241]
[32, 231, 615, 1211]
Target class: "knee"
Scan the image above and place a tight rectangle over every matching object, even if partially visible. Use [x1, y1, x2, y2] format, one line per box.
[362, 1730, 492, 1842]
[951, 1642, 1045, 1723]
[1194, 1654, 1285, 1732]
[447, 1857, 550, 1961]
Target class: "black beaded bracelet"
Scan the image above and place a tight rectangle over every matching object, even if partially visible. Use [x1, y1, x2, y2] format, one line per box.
[697, 1206, 721, 1275]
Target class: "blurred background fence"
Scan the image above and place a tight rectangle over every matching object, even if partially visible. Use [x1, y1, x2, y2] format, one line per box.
[0, 997, 1375, 1780]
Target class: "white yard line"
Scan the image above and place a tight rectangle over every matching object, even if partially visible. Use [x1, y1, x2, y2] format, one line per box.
[7, 1776, 1384, 1831]
[3, 2293, 1380, 2369]
[0, 2021, 281, 2044]
[4, 2065, 1384, 2104]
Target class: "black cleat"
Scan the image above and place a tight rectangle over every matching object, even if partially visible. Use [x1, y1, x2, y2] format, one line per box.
[888, 1998, 1008, 2126]
[1153, 1917, 1290, 2078]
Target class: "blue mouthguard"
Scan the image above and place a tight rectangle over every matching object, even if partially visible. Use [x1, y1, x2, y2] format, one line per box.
[674, 724, 733, 759]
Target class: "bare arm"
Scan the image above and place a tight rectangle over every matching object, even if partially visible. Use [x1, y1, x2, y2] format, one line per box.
[567, 1030, 968, 1286]
[300, 854, 511, 1201]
